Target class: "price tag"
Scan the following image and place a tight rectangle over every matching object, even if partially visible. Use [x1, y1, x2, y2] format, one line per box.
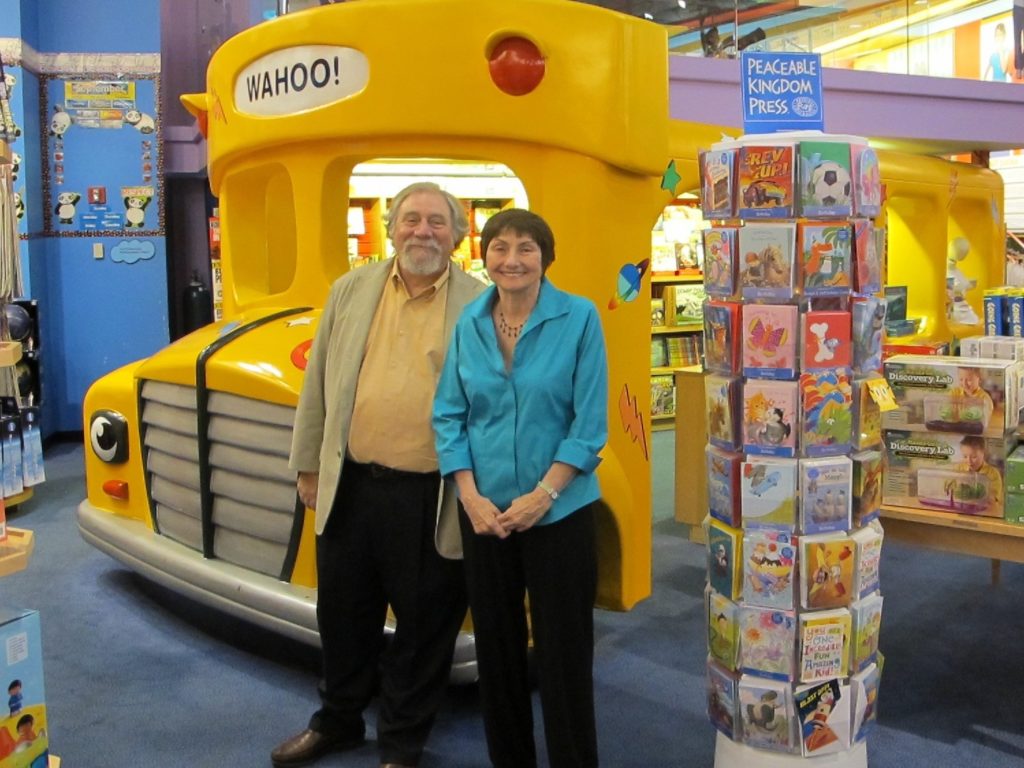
[865, 377, 898, 412]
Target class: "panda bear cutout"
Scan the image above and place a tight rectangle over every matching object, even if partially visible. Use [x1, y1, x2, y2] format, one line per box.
[14, 191, 24, 221]
[49, 107, 72, 137]
[124, 194, 152, 228]
[1, 73, 22, 138]
[10, 152, 20, 183]
[55, 191, 81, 224]
[123, 109, 155, 134]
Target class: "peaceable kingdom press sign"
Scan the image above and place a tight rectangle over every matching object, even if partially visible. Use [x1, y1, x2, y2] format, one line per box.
[740, 51, 825, 134]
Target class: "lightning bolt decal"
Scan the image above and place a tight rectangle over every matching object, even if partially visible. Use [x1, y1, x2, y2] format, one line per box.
[619, 383, 649, 461]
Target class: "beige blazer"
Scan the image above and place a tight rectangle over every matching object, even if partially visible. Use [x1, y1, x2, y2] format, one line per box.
[289, 258, 485, 558]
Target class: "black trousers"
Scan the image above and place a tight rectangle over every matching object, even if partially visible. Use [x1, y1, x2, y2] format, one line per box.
[310, 460, 466, 766]
[460, 503, 599, 768]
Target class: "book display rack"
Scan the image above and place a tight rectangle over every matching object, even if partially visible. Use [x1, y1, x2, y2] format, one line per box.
[699, 132, 887, 767]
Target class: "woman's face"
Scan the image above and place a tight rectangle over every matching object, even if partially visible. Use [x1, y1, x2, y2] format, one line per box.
[486, 228, 543, 295]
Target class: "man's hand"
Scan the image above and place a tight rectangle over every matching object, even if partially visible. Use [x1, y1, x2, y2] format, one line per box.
[297, 471, 319, 510]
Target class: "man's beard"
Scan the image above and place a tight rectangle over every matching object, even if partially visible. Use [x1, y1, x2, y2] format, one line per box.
[399, 240, 448, 276]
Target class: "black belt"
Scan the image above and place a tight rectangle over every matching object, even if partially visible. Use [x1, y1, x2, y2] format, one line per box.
[344, 458, 439, 481]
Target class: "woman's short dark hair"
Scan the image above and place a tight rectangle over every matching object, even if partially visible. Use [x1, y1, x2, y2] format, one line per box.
[479, 209, 556, 273]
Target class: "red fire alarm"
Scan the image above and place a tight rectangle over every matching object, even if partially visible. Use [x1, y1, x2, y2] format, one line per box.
[87, 186, 106, 204]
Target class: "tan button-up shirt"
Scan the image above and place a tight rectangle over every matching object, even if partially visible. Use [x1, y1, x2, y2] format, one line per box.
[346, 262, 451, 472]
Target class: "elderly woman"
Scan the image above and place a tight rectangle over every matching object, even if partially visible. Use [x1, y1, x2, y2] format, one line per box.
[433, 209, 608, 768]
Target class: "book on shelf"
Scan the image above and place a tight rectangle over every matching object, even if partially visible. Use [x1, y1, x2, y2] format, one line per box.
[739, 605, 797, 681]
[799, 532, 855, 610]
[650, 337, 668, 368]
[794, 678, 852, 757]
[798, 608, 852, 683]
[650, 375, 676, 418]
[650, 298, 665, 328]
[665, 334, 702, 367]
[738, 675, 799, 753]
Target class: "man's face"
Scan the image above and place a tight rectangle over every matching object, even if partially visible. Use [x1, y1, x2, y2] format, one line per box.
[392, 191, 455, 277]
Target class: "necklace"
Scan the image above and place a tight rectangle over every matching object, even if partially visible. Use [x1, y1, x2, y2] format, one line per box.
[498, 311, 525, 339]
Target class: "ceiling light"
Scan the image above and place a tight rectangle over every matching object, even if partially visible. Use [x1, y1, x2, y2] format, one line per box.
[643, 12, 654, 19]
[678, 0, 686, 7]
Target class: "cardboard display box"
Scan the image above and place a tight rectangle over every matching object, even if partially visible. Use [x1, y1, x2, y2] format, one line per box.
[0, 608, 48, 768]
[883, 355, 1024, 439]
[883, 429, 1017, 519]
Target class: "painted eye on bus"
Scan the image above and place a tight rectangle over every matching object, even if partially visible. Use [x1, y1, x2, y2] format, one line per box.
[89, 410, 129, 464]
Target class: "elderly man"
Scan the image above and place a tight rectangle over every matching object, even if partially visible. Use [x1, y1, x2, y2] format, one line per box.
[272, 182, 485, 768]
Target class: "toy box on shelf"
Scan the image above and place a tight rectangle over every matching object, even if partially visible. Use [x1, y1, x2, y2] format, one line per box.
[699, 131, 882, 767]
[0, 607, 49, 768]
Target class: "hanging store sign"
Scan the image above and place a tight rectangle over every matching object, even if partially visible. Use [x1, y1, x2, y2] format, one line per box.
[740, 52, 824, 134]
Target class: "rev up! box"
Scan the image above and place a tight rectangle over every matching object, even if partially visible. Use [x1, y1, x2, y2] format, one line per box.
[0, 608, 48, 768]
[883, 429, 1016, 519]
[882, 355, 1024, 438]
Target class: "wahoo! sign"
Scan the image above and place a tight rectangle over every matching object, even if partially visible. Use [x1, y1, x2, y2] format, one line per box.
[234, 45, 369, 116]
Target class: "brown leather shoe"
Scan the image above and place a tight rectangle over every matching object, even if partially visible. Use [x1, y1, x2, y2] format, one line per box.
[270, 728, 364, 766]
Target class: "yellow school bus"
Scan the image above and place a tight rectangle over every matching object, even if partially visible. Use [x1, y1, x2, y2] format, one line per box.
[76, 0, 726, 677]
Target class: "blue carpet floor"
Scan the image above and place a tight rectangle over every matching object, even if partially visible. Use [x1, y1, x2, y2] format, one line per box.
[2, 435, 1023, 767]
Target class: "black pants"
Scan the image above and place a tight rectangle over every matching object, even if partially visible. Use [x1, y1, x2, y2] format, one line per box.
[460, 504, 598, 768]
[310, 460, 466, 766]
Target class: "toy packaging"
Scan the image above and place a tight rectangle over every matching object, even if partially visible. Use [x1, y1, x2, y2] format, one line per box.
[799, 222, 852, 297]
[743, 379, 798, 457]
[799, 369, 854, 456]
[799, 456, 853, 535]
[739, 223, 797, 301]
[959, 335, 1024, 362]
[703, 227, 739, 297]
[984, 289, 1007, 336]
[707, 589, 741, 672]
[0, 608, 49, 768]
[705, 374, 741, 451]
[882, 354, 1024, 438]
[882, 340, 948, 361]
[802, 310, 852, 372]
[851, 296, 887, 377]
[703, 300, 742, 375]
[740, 456, 798, 530]
[707, 445, 742, 527]
[700, 148, 737, 219]
[1004, 492, 1024, 525]
[742, 303, 798, 380]
[742, 529, 796, 610]
[798, 141, 853, 219]
[20, 408, 44, 489]
[707, 660, 740, 739]
[852, 219, 882, 295]
[882, 429, 1018, 518]
[851, 144, 882, 218]
[1, 418, 23, 500]
[851, 450, 883, 526]
[737, 145, 796, 220]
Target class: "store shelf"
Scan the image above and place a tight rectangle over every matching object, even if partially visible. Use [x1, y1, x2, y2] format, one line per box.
[652, 273, 702, 284]
[880, 504, 1024, 564]
[652, 322, 702, 335]
[6, 486, 33, 507]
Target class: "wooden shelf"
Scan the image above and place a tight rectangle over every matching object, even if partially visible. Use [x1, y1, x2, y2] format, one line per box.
[652, 273, 702, 284]
[880, 504, 1024, 564]
[652, 323, 702, 334]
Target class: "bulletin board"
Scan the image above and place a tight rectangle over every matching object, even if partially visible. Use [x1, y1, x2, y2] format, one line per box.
[41, 75, 163, 237]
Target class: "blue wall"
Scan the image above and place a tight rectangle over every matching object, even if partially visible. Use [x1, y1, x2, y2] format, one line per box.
[2, 0, 168, 435]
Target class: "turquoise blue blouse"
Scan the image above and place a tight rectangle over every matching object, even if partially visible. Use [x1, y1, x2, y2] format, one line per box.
[433, 278, 608, 525]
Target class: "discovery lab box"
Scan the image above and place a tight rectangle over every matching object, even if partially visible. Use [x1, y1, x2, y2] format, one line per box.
[882, 355, 1024, 439]
[0, 608, 48, 768]
[883, 429, 1017, 519]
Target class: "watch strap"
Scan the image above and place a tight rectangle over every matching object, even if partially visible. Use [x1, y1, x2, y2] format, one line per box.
[537, 480, 559, 500]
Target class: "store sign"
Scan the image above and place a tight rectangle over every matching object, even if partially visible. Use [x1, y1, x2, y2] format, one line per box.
[740, 52, 824, 134]
[234, 45, 369, 117]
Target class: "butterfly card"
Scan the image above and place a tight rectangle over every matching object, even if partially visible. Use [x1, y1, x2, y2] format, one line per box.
[742, 379, 798, 458]
[703, 300, 741, 375]
[852, 219, 882, 295]
[739, 223, 797, 301]
[800, 369, 853, 457]
[801, 310, 851, 371]
[852, 144, 881, 218]
[799, 456, 853, 535]
[743, 303, 797, 379]
[703, 227, 739, 297]
[800, 222, 852, 297]
[705, 374, 740, 451]
[741, 456, 798, 531]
